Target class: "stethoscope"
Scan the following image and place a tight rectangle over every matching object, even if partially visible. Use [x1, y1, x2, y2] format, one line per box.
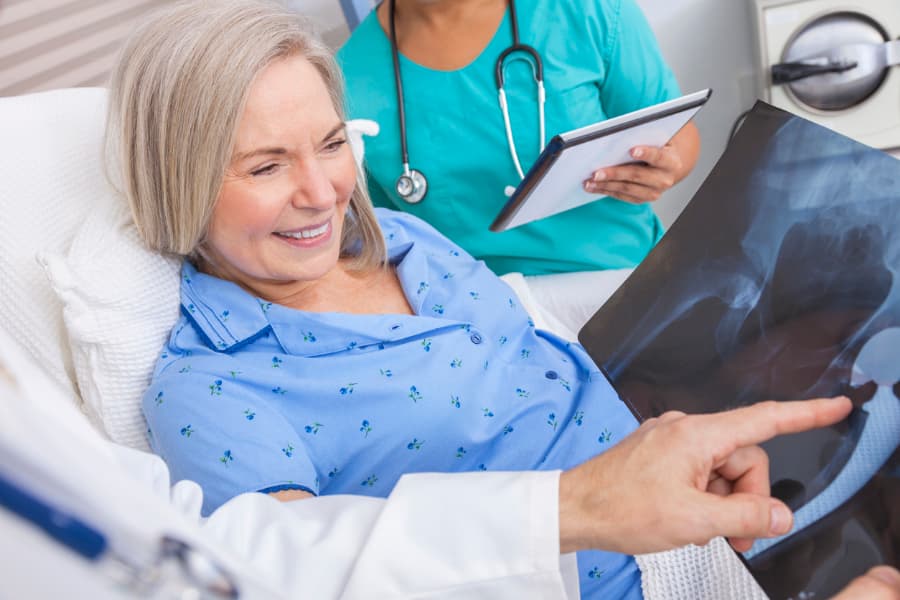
[389, 0, 546, 204]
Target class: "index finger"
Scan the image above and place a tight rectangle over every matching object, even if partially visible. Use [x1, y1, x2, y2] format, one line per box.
[700, 397, 852, 455]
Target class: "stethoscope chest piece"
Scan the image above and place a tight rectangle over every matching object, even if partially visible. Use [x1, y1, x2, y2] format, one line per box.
[396, 167, 428, 204]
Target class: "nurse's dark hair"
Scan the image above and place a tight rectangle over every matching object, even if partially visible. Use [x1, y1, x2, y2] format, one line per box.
[105, 0, 386, 269]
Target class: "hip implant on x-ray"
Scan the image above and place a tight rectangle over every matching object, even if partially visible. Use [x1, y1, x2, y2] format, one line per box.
[745, 327, 900, 560]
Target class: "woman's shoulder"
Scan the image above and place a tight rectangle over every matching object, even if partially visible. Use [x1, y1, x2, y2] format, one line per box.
[375, 208, 471, 260]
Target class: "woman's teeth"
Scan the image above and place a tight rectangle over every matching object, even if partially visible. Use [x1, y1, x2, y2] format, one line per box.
[277, 223, 329, 239]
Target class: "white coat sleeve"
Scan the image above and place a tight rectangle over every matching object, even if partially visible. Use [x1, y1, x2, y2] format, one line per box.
[202, 470, 579, 599]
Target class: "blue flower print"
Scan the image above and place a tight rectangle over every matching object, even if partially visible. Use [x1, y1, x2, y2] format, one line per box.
[178, 365, 192, 374]
[450, 358, 462, 368]
[216, 340, 227, 350]
[154, 391, 164, 406]
[243, 409, 255, 420]
[361, 475, 378, 487]
[228, 370, 242, 378]
[302, 331, 317, 342]
[572, 411, 584, 426]
[598, 429, 613, 443]
[432, 304, 444, 315]
[379, 368, 393, 378]
[271, 386, 287, 395]
[187, 303, 196, 314]
[304, 422, 323, 435]
[460, 324, 471, 332]
[455, 447, 467, 459]
[180, 425, 194, 437]
[482, 408, 494, 418]
[339, 382, 357, 395]
[346, 341, 358, 351]
[547, 413, 558, 431]
[448, 249, 460, 257]
[271, 356, 283, 368]
[469, 291, 480, 300]
[559, 378, 572, 392]
[408, 386, 423, 403]
[520, 349, 531, 359]
[515, 388, 530, 399]
[406, 438, 425, 450]
[416, 281, 429, 295]
[220, 309, 230, 321]
[387, 232, 396, 241]
[360, 420, 372, 437]
[498, 336, 508, 346]
[161, 352, 168, 360]
[258, 300, 272, 312]
[421, 339, 432, 352]
[508, 298, 516, 309]
[282, 444, 294, 458]
[209, 380, 223, 396]
[449, 395, 461, 408]
[527, 317, 535, 328]
[502, 425, 514, 435]
[478, 464, 487, 471]
[183, 273, 192, 284]
[442, 272, 454, 280]
[220, 450, 233, 466]
[588, 567, 605, 579]
[328, 467, 339, 478]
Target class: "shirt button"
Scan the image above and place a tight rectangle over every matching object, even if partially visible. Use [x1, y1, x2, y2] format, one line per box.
[469, 332, 483, 345]
[545, 370, 558, 380]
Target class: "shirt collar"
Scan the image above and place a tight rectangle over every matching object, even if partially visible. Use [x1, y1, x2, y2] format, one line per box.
[180, 226, 463, 356]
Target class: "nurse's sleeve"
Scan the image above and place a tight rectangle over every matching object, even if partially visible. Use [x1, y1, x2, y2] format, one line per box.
[142, 371, 316, 516]
[596, 0, 682, 119]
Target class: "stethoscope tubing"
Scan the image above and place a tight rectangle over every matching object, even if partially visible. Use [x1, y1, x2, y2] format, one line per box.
[389, 0, 545, 203]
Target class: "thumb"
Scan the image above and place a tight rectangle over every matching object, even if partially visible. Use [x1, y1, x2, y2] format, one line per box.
[695, 492, 793, 545]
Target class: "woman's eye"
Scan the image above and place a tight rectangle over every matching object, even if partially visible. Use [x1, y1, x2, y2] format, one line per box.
[251, 163, 279, 177]
[324, 139, 347, 153]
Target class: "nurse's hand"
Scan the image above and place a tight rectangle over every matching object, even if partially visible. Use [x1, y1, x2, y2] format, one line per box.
[831, 566, 900, 599]
[583, 122, 700, 203]
[557, 396, 853, 555]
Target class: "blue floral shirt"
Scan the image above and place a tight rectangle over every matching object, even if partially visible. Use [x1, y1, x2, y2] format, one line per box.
[144, 209, 642, 598]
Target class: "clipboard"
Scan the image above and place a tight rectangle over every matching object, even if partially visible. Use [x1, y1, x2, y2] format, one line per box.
[489, 88, 712, 232]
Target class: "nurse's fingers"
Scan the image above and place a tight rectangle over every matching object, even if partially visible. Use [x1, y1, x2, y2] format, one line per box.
[585, 179, 661, 203]
[630, 144, 682, 173]
[594, 162, 676, 191]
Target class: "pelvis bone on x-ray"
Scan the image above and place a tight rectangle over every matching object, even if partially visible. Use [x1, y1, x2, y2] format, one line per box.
[579, 102, 899, 600]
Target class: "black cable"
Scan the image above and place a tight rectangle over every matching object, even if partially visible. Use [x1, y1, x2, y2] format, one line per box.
[388, 0, 409, 166]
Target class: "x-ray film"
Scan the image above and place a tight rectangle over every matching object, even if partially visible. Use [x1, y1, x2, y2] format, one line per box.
[579, 102, 899, 600]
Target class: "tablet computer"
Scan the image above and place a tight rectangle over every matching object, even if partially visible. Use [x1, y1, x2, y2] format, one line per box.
[489, 88, 712, 232]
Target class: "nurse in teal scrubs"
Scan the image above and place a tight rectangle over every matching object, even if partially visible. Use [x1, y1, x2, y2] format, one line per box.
[338, 0, 700, 337]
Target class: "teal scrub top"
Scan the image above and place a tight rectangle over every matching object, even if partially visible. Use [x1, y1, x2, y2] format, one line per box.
[338, 0, 682, 276]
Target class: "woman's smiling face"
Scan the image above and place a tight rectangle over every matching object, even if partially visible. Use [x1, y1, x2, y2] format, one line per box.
[200, 54, 357, 300]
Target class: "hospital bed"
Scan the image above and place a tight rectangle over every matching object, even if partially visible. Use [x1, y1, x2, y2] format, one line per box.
[0, 87, 765, 599]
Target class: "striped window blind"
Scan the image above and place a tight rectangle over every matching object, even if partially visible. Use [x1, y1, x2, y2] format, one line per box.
[0, 0, 168, 97]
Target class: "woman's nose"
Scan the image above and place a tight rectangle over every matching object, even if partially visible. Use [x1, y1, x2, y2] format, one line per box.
[291, 159, 337, 209]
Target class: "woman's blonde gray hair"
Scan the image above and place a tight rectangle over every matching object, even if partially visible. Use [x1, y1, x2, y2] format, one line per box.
[106, 0, 385, 269]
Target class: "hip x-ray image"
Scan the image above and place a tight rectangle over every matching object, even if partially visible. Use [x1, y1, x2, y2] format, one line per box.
[579, 102, 899, 600]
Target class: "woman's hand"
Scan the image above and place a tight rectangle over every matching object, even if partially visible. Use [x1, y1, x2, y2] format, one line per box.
[583, 122, 700, 203]
[558, 396, 853, 555]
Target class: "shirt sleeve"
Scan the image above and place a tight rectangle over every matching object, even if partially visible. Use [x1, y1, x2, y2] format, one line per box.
[597, 0, 682, 119]
[143, 368, 316, 516]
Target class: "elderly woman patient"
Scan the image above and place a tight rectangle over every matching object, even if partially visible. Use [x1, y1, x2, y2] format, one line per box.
[114, 1, 639, 597]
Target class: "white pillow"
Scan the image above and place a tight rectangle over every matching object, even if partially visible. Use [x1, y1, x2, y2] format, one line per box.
[0, 88, 111, 405]
[40, 118, 379, 450]
[42, 199, 180, 451]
